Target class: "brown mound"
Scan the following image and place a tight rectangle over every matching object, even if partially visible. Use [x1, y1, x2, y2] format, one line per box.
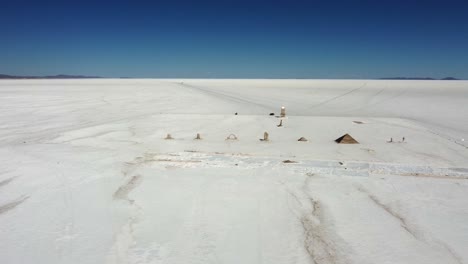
[335, 134, 359, 144]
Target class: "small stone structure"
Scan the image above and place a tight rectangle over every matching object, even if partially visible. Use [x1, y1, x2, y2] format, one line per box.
[226, 134, 238, 140]
[280, 106, 286, 117]
[335, 134, 359, 144]
[260, 132, 269, 141]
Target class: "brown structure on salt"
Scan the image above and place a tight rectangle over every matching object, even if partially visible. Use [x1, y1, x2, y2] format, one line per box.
[226, 134, 238, 140]
[260, 132, 269, 141]
[165, 134, 174, 140]
[280, 106, 286, 117]
[335, 134, 359, 144]
[297, 137, 308, 142]
[194, 133, 202, 140]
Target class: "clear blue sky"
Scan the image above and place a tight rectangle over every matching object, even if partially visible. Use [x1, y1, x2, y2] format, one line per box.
[1, 0, 467, 78]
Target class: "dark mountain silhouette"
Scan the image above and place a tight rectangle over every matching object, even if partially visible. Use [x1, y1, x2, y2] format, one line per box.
[0, 74, 101, 79]
[0, 74, 461, 80]
[379, 77, 460, 80]
[379, 77, 435, 80]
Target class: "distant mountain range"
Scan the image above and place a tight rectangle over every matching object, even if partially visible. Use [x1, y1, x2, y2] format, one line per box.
[0, 74, 102, 79]
[0, 74, 462, 80]
[379, 77, 460, 80]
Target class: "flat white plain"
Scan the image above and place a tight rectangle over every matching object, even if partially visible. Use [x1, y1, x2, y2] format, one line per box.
[0, 79, 467, 264]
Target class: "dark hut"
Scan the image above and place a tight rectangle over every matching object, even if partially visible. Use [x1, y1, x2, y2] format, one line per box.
[335, 134, 359, 144]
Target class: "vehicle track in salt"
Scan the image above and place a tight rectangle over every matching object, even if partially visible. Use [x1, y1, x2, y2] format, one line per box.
[177, 82, 275, 112]
[308, 82, 367, 110]
[357, 185, 464, 264]
[0, 176, 16, 189]
[0, 196, 29, 216]
[279, 173, 347, 264]
[113, 175, 143, 202]
[108, 163, 144, 263]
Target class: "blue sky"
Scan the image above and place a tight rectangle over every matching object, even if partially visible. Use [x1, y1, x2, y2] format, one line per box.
[1, 0, 467, 78]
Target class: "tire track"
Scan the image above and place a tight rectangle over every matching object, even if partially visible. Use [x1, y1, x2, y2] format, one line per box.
[177, 82, 274, 112]
[308, 82, 367, 110]
[357, 186, 463, 264]
[113, 175, 143, 202]
[0, 196, 29, 215]
[108, 160, 144, 263]
[280, 173, 347, 264]
[0, 176, 16, 189]
[366, 191, 417, 238]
